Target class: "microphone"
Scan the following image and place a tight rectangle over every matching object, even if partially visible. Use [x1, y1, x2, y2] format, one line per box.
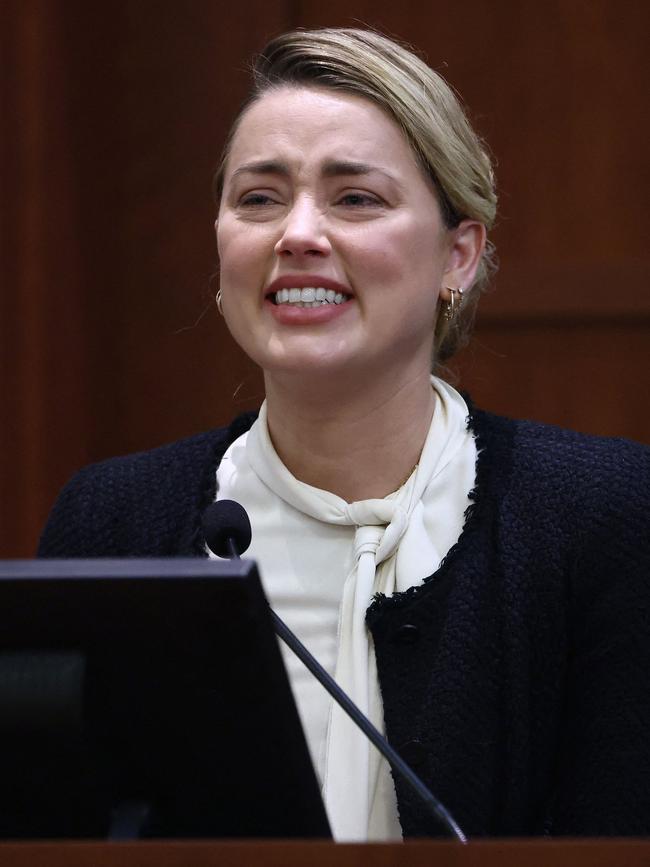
[202, 500, 252, 558]
[201, 499, 467, 843]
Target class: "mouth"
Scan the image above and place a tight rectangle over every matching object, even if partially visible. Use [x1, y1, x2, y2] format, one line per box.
[270, 287, 353, 308]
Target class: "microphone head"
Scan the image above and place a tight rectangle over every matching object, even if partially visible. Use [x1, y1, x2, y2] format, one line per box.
[202, 500, 252, 558]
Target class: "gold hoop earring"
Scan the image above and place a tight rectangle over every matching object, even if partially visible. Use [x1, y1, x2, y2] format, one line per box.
[216, 289, 224, 316]
[443, 286, 464, 322]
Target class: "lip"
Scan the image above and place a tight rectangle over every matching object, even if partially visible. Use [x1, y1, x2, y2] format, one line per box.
[266, 295, 353, 326]
[264, 274, 353, 299]
[263, 274, 354, 326]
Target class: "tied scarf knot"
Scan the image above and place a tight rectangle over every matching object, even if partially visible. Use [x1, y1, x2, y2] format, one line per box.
[345, 500, 410, 565]
[352, 525, 383, 561]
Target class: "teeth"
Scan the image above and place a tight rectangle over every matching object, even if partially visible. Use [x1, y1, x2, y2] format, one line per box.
[273, 287, 350, 306]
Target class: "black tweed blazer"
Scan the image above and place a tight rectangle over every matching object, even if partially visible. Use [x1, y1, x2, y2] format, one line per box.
[39, 406, 650, 837]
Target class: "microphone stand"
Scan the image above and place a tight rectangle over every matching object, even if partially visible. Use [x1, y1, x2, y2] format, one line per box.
[227, 537, 467, 843]
[268, 607, 467, 843]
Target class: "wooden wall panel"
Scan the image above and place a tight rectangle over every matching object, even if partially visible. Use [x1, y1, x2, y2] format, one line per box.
[1, 0, 94, 557]
[452, 322, 649, 440]
[1, 1, 284, 556]
[2, 1, 648, 557]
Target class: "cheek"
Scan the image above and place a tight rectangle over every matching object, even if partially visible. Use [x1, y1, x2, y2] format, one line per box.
[353, 222, 443, 290]
[217, 225, 265, 289]
[342, 228, 403, 283]
[401, 222, 449, 290]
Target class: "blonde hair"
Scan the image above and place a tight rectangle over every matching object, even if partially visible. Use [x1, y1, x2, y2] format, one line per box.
[214, 28, 497, 363]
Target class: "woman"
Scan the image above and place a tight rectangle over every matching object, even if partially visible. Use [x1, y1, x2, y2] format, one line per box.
[39, 28, 650, 840]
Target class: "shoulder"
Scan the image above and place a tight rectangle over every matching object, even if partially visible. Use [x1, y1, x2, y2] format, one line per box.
[38, 412, 258, 557]
[470, 402, 650, 505]
[470, 403, 650, 594]
[72, 420, 246, 486]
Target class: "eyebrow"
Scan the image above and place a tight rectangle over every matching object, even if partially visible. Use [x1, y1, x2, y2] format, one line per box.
[322, 160, 395, 181]
[231, 160, 290, 179]
[230, 159, 397, 183]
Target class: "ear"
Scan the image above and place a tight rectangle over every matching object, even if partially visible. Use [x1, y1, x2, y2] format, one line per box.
[214, 218, 221, 260]
[439, 220, 486, 300]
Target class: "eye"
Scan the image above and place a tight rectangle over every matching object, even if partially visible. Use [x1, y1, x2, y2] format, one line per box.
[336, 191, 383, 207]
[238, 192, 278, 207]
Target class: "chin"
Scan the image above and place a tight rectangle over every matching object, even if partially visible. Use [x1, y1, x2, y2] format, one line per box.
[252, 333, 359, 376]
[263, 353, 354, 378]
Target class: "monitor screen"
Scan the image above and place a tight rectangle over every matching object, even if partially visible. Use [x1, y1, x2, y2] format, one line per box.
[0, 558, 330, 840]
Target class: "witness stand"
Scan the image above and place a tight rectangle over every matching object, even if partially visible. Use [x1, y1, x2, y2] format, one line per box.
[0, 838, 650, 867]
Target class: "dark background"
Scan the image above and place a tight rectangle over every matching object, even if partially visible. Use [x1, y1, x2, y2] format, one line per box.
[2, 0, 649, 556]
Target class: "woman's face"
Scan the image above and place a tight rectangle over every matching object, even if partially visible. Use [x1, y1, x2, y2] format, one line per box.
[217, 86, 469, 382]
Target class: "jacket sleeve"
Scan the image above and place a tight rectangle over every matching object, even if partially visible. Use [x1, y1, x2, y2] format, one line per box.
[547, 436, 650, 835]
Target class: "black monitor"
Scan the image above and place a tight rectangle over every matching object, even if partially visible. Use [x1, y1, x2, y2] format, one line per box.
[0, 558, 331, 840]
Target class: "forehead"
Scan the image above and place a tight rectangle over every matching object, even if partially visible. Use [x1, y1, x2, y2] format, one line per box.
[225, 86, 422, 176]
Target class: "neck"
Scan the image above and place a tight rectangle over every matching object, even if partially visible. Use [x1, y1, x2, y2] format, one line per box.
[263, 367, 436, 502]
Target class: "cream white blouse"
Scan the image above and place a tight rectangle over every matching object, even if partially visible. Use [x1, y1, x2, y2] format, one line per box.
[211, 377, 477, 841]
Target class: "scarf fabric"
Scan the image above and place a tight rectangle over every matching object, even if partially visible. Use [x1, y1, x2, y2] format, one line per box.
[244, 378, 475, 840]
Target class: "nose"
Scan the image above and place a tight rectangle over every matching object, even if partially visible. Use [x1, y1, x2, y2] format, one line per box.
[274, 196, 331, 258]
